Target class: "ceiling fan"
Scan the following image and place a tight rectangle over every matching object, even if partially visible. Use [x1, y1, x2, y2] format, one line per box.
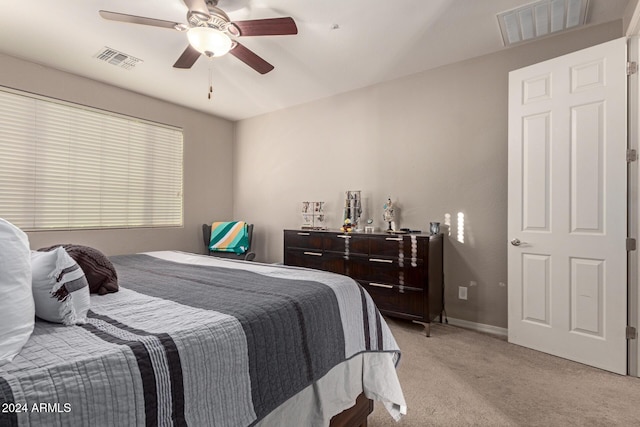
[99, 0, 298, 74]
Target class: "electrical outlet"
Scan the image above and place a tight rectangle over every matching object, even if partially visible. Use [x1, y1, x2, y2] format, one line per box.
[458, 286, 468, 300]
[499, 282, 506, 287]
[470, 280, 477, 287]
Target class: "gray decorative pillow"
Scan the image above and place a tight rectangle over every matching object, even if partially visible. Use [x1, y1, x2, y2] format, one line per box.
[38, 244, 118, 295]
[31, 247, 90, 325]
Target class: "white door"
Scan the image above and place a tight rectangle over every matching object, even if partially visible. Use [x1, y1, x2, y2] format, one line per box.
[508, 37, 628, 375]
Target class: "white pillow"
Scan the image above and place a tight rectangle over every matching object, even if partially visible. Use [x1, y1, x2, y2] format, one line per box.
[0, 218, 35, 366]
[31, 247, 90, 325]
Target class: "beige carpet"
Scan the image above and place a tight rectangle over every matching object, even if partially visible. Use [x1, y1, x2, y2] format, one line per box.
[369, 318, 640, 427]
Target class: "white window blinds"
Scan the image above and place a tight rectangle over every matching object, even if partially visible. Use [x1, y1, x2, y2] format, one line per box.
[0, 88, 184, 231]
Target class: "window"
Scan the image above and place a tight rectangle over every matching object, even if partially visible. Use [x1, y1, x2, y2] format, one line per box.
[0, 88, 183, 231]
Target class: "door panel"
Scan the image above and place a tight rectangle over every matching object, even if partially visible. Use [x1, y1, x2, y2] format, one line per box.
[570, 257, 604, 336]
[522, 112, 551, 231]
[570, 102, 604, 233]
[508, 37, 627, 374]
[522, 253, 551, 325]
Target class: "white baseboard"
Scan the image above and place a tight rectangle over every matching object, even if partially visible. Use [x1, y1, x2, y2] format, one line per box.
[445, 317, 508, 338]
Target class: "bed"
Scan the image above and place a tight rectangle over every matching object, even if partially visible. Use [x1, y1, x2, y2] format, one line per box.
[0, 250, 406, 426]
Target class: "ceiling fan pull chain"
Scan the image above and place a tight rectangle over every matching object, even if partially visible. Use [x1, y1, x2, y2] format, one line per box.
[208, 62, 213, 100]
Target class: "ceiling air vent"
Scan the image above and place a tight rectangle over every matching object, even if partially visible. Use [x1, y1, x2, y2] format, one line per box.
[94, 47, 143, 70]
[497, 0, 589, 46]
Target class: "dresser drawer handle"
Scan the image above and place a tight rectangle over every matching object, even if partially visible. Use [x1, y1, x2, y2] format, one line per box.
[337, 235, 351, 239]
[385, 237, 403, 241]
[297, 232, 311, 236]
[303, 251, 322, 256]
[369, 282, 394, 289]
[369, 258, 393, 263]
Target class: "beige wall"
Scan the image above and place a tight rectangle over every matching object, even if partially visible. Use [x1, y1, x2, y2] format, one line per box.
[624, 0, 640, 35]
[0, 54, 234, 256]
[233, 21, 623, 329]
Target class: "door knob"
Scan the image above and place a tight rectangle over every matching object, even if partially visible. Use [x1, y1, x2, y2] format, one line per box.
[510, 238, 522, 246]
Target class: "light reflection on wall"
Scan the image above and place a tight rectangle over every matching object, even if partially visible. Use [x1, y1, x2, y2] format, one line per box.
[444, 213, 451, 236]
[457, 212, 465, 243]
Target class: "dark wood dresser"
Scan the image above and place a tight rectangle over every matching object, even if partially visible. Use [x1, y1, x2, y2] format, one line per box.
[283, 229, 444, 336]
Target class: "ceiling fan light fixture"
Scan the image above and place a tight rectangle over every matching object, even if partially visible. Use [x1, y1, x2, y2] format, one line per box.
[187, 26, 232, 57]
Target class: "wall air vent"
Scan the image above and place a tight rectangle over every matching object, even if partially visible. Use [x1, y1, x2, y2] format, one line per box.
[94, 47, 143, 70]
[497, 0, 589, 47]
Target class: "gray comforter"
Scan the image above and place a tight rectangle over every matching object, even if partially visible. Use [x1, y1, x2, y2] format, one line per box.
[0, 253, 400, 426]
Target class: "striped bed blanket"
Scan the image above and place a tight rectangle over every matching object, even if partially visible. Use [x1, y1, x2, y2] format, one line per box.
[0, 251, 404, 426]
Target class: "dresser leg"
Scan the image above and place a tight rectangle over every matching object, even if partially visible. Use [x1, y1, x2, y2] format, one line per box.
[413, 321, 431, 337]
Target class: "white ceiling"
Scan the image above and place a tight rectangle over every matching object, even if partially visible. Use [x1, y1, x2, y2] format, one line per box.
[0, 0, 630, 121]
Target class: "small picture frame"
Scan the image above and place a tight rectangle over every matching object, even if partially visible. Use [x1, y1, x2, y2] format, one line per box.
[302, 213, 313, 228]
[301, 201, 326, 230]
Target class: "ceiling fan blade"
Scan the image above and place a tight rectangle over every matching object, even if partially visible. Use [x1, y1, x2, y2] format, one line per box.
[232, 17, 298, 37]
[229, 42, 274, 74]
[182, 0, 210, 17]
[99, 10, 181, 29]
[173, 45, 201, 69]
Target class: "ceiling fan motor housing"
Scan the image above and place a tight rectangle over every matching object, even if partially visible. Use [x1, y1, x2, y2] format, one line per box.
[187, 6, 239, 35]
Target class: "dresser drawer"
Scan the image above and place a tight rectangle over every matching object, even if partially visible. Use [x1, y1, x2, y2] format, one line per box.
[350, 257, 425, 288]
[284, 249, 345, 275]
[323, 233, 369, 255]
[284, 230, 323, 250]
[368, 235, 426, 259]
[360, 281, 424, 318]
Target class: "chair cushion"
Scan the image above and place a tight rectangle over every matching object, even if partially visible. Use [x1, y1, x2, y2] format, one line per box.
[209, 221, 249, 254]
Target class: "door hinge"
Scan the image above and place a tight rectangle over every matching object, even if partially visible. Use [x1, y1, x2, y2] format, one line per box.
[626, 237, 636, 251]
[627, 326, 637, 340]
[628, 61, 638, 75]
[627, 149, 637, 162]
